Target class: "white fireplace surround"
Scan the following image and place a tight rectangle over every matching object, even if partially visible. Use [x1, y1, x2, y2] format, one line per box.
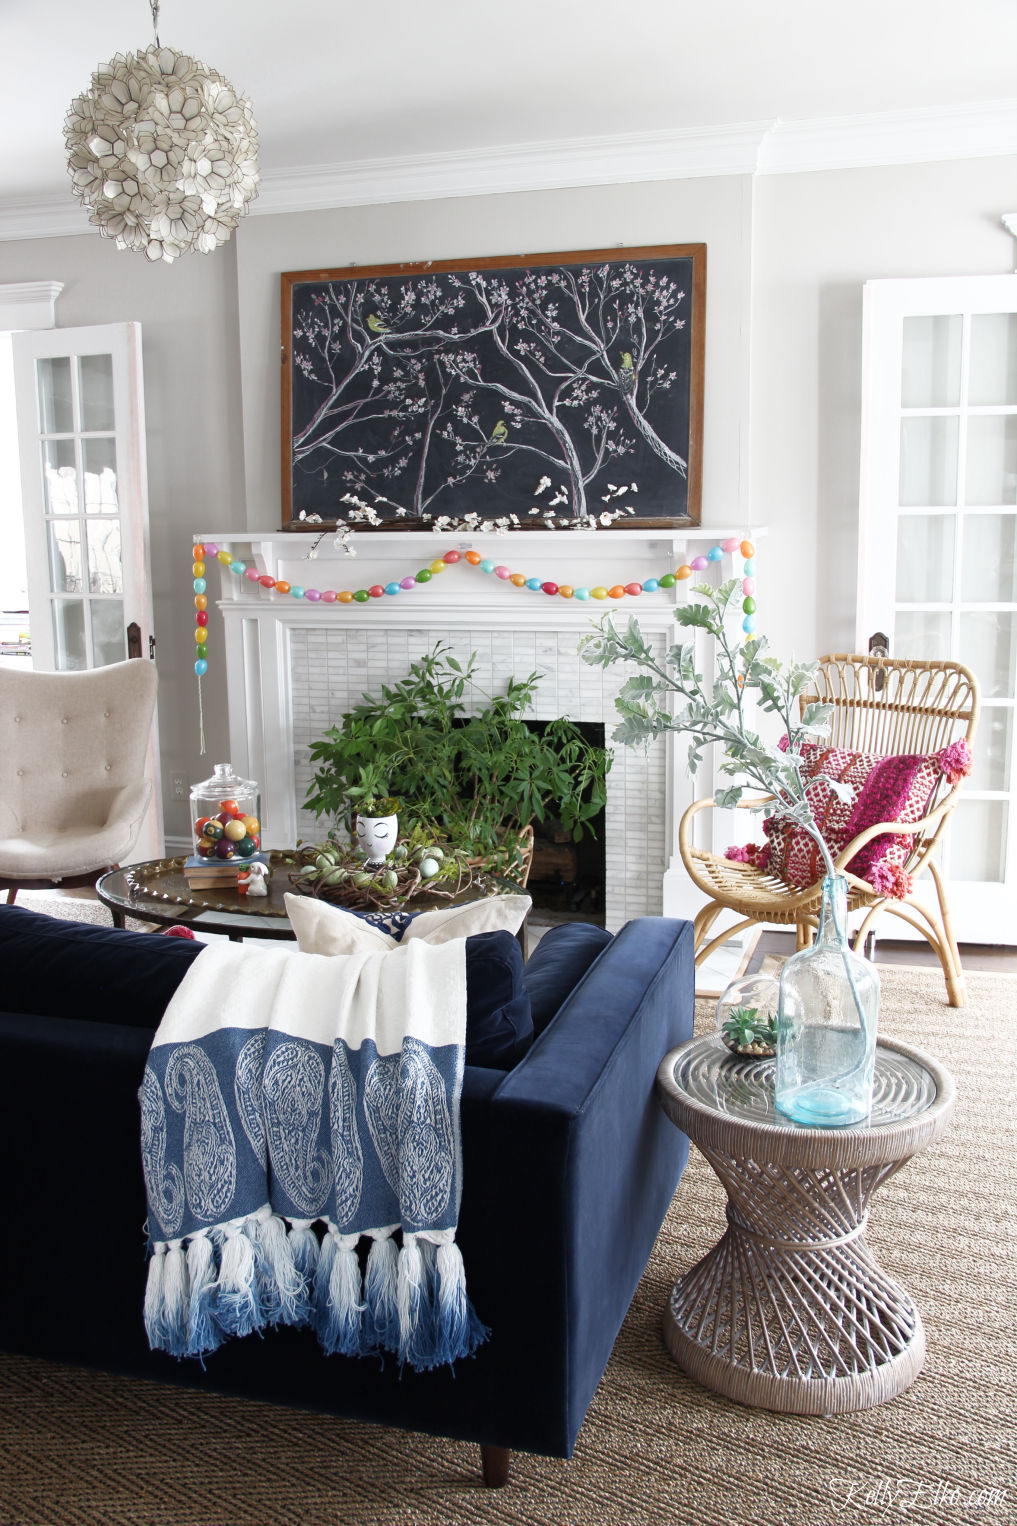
[206, 528, 762, 931]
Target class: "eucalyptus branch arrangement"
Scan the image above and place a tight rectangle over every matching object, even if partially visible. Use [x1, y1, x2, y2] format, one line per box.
[578, 578, 844, 869]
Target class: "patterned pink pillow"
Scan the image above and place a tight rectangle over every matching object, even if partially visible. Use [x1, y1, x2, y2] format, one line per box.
[725, 739, 971, 897]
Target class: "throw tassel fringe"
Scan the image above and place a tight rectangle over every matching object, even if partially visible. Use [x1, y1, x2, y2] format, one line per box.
[434, 1241, 488, 1365]
[186, 1232, 221, 1358]
[363, 1232, 400, 1351]
[286, 1218, 321, 1288]
[315, 1226, 364, 1355]
[216, 1222, 263, 1339]
[249, 1210, 309, 1328]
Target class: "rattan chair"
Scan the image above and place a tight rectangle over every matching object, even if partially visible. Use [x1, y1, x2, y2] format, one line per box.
[679, 653, 980, 1007]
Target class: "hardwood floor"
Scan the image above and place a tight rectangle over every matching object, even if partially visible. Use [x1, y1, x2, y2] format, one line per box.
[752, 931, 1017, 973]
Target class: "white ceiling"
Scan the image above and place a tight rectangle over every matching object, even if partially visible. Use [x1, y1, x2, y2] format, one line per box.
[4, 0, 1016, 207]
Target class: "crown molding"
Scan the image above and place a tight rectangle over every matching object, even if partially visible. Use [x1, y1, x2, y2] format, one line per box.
[0, 279, 64, 328]
[0, 99, 1013, 242]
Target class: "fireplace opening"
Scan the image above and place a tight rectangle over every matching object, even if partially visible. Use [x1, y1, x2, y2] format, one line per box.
[524, 720, 606, 927]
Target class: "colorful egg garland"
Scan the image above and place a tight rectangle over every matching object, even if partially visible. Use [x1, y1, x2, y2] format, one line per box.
[191, 536, 759, 688]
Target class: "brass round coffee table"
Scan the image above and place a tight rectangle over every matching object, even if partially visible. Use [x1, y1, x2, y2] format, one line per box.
[656, 1035, 955, 1416]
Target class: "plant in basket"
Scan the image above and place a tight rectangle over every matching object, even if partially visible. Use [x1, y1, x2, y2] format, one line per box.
[302, 644, 609, 880]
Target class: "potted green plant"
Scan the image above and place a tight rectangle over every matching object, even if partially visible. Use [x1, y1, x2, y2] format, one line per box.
[343, 763, 401, 866]
[303, 644, 609, 878]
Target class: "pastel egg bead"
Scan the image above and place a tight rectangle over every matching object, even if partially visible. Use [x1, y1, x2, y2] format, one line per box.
[676, 566, 692, 580]
[442, 549, 461, 563]
[289, 586, 305, 598]
[400, 577, 416, 590]
[419, 856, 439, 879]
[509, 573, 527, 587]
[625, 582, 642, 596]
[245, 567, 260, 581]
[354, 589, 370, 602]
[642, 579, 659, 593]
[274, 582, 290, 594]
[707, 546, 723, 562]
[465, 551, 482, 565]
[690, 557, 709, 571]
[194, 594, 207, 611]
[743, 614, 757, 633]
[542, 581, 558, 596]
[204, 543, 219, 556]
[231, 561, 246, 575]
[558, 585, 574, 598]
[196, 611, 208, 627]
[304, 589, 321, 601]
[658, 574, 676, 589]
[743, 577, 756, 595]
[320, 589, 337, 602]
[496, 566, 512, 580]
[338, 591, 354, 603]
[743, 559, 755, 576]
[430, 560, 446, 575]
[217, 550, 232, 564]
[192, 561, 205, 578]
[479, 560, 495, 574]
[194, 658, 208, 676]
[415, 569, 432, 583]
[195, 627, 207, 644]
[193, 577, 206, 594]
[574, 587, 590, 600]
[384, 582, 401, 596]
[608, 585, 626, 599]
[192, 544, 204, 559]
[259, 575, 275, 587]
[196, 644, 207, 660]
[526, 577, 542, 591]
[368, 586, 384, 598]
[722, 536, 741, 553]
[224, 819, 247, 841]
[741, 539, 756, 558]
[591, 586, 608, 599]
[743, 596, 757, 614]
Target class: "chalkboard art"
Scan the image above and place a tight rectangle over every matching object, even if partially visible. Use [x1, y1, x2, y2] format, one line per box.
[281, 244, 705, 531]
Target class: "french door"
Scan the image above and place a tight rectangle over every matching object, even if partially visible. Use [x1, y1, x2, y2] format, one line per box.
[12, 321, 163, 857]
[858, 274, 1017, 943]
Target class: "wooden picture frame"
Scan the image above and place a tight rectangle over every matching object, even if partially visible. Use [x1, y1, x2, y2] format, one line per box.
[280, 243, 705, 531]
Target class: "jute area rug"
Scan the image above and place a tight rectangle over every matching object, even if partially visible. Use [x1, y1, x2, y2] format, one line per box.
[0, 965, 1013, 1526]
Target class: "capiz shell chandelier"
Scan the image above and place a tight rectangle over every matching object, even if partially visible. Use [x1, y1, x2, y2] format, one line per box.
[64, 1, 259, 263]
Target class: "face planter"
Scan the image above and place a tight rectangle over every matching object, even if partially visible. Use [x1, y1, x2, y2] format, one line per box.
[355, 812, 399, 867]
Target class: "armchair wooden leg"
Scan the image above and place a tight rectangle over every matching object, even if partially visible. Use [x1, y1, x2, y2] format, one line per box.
[480, 1444, 510, 1488]
[928, 862, 967, 1008]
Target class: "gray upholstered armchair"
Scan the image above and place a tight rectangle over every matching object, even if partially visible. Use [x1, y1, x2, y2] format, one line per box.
[0, 659, 158, 902]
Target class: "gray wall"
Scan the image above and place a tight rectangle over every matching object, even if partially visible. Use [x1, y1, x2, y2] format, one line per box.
[2, 152, 1014, 836]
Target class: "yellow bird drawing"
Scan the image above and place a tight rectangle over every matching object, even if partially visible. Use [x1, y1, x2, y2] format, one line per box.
[366, 314, 389, 334]
[491, 420, 509, 443]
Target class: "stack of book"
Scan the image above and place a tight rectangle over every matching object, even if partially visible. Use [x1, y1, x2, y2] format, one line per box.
[183, 853, 266, 891]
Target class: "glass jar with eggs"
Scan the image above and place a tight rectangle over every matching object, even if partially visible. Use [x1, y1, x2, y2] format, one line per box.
[189, 762, 262, 863]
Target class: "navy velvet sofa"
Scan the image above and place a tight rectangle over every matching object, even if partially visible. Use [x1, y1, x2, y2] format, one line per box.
[0, 904, 694, 1486]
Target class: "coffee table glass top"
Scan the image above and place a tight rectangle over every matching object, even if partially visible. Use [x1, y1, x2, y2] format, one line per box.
[671, 1036, 938, 1132]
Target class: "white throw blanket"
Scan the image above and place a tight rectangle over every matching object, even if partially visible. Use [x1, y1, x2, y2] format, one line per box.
[140, 937, 486, 1369]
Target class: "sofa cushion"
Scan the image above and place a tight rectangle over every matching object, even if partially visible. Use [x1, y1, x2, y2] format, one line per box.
[522, 923, 614, 1035]
[0, 902, 532, 1068]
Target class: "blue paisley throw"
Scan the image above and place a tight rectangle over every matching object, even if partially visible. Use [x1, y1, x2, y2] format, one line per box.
[140, 938, 486, 1370]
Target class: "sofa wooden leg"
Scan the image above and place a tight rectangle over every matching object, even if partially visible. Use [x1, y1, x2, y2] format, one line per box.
[480, 1444, 510, 1487]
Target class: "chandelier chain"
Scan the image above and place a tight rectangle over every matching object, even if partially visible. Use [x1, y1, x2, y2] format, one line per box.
[150, 0, 160, 47]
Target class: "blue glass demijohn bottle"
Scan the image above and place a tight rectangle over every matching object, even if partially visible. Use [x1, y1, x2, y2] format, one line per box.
[775, 875, 879, 1127]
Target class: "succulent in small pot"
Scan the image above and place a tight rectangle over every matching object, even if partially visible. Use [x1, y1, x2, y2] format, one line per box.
[714, 973, 780, 1059]
[346, 765, 400, 867]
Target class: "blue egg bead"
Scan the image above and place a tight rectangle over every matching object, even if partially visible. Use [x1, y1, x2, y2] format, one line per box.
[231, 560, 246, 575]
[290, 585, 305, 598]
[526, 577, 542, 591]
[642, 578, 660, 593]
[743, 559, 755, 576]
[707, 546, 723, 562]
[480, 559, 496, 574]
[384, 581, 401, 595]
[194, 657, 208, 676]
[193, 577, 206, 594]
[742, 614, 757, 633]
[574, 587, 591, 600]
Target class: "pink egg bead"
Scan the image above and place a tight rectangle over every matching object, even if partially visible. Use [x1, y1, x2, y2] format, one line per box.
[400, 576, 417, 590]
[742, 577, 756, 595]
[203, 543, 219, 556]
[624, 582, 642, 596]
[495, 565, 511, 579]
[442, 549, 461, 563]
[304, 589, 321, 601]
[245, 567, 260, 581]
[691, 556, 709, 571]
[320, 589, 337, 602]
[722, 537, 741, 553]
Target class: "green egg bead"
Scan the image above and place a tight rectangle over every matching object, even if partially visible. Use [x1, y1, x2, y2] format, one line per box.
[743, 596, 757, 614]
[659, 573, 676, 588]
[353, 589, 369, 602]
[415, 569, 432, 583]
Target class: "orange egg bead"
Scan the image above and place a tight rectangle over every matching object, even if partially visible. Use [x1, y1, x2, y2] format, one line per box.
[740, 539, 755, 558]
[465, 550, 482, 565]
[193, 544, 205, 559]
[274, 581, 291, 594]
[676, 565, 693, 580]
[509, 573, 527, 587]
[338, 590, 354, 603]
[194, 594, 207, 611]
[608, 585, 626, 599]
[558, 585, 575, 598]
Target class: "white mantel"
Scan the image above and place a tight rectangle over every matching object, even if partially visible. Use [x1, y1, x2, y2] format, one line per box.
[200, 527, 764, 932]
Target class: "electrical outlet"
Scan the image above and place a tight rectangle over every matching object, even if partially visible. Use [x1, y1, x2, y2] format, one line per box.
[171, 772, 188, 800]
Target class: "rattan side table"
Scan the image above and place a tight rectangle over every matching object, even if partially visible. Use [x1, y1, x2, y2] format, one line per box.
[656, 1035, 955, 1416]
